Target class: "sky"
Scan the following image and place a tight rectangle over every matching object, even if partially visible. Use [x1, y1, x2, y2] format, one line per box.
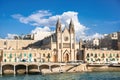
[0, 0, 120, 40]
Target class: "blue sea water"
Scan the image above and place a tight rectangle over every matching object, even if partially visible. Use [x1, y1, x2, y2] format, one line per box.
[0, 72, 120, 80]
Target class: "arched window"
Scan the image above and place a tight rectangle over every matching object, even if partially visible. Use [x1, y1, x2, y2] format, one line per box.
[43, 54, 45, 57]
[29, 53, 32, 58]
[106, 58, 108, 62]
[95, 54, 97, 58]
[4, 53, 6, 57]
[101, 53, 105, 58]
[109, 53, 112, 58]
[87, 59, 89, 61]
[24, 53, 26, 57]
[91, 53, 93, 56]
[20, 53, 22, 58]
[87, 53, 89, 57]
[9, 53, 12, 58]
[116, 54, 119, 58]
[91, 58, 93, 61]
[4, 59, 6, 62]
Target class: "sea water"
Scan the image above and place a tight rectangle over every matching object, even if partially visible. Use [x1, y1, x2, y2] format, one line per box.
[0, 72, 120, 80]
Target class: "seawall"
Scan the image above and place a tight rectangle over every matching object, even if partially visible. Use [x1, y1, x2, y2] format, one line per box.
[87, 65, 120, 72]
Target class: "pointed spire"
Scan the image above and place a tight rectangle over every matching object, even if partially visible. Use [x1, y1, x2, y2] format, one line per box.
[69, 19, 74, 26]
[69, 19, 74, 33]
[56, 18, 61, 27]
[56, 18, 61, 33]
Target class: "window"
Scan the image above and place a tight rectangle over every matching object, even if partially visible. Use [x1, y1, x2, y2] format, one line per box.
[4, 59, 6, 62]
[102, 53, 105, 58]
[87, 53, 89, 57]
[4, 41, 7, 45]
[109, 53, 112, 58]
[4, 53, 6, 57]
[24, 53, 26, 57]
[9, 53, 12, 58]
[43, 54, 45, 57]
[59, 43, 61, 49]
[47, 53, 50, 58]
[91, 58, 93, 61]
[20, 53, 22, 57]
[106, 58, 108, 62]
[59, 27, 61, 31]
[95, 54, 97, 58]
[91, 53, 93, 56]
[116, 54, 119, 58]
[29, 53, 32, 58]
[64, 36, 68, 41]
[87, 59, 89, 61]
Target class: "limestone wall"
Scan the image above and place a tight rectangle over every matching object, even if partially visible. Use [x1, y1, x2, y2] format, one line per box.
[87, 66, 120, 72]
[0, 39, 37, 50]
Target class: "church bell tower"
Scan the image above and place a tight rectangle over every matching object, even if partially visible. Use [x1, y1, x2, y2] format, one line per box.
[56, 18, 62, 62]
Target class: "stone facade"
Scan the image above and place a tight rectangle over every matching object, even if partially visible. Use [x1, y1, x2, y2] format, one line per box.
[0, 39, 37, 50]
[39, 19, 82, 62]
[93, 38, 99, 46]
[1, 19, 119, 64]
[84, 49, 120, 64]
[1, 49, 55, 63]
[0, 19, 83, 63]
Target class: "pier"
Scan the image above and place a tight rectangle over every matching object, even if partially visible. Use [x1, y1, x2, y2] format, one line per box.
[0, 62, 84, 75]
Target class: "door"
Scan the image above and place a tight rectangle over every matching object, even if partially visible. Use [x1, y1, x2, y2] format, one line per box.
[64, 54, 69, 62]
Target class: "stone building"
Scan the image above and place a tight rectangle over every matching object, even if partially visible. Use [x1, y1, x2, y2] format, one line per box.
[84, 49, 120, 64]
[1, 49, 53, 63]
[0, 39, 37, 50]
[1, 19, 119, 64]
[39, 19, 82, 62]
[0, 19, 83, 63]
[100, 32, 120, 50]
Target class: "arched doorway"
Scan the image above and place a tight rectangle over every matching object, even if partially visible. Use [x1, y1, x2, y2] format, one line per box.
[53, 54, 57, 62]
[77, 54, 80, 60]
[64, 54, 69, 62]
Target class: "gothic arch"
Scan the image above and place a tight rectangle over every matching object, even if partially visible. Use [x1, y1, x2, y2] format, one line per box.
[64, 53, 69, 62]
[63, 50, 70, 62]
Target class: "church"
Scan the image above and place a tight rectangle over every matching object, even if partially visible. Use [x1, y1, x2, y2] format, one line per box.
[0, 19, 83, 63]
[39, 19, 83, 62]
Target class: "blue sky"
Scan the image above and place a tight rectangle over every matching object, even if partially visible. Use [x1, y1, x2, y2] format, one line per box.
[0, 0, 120, 39]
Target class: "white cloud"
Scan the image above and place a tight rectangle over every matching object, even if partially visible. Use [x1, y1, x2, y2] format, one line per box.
[12, 10, 102, 41]
[5, 34, 18, 39]
[84, 33, 104, 40]
[31, 27, 54, 40]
